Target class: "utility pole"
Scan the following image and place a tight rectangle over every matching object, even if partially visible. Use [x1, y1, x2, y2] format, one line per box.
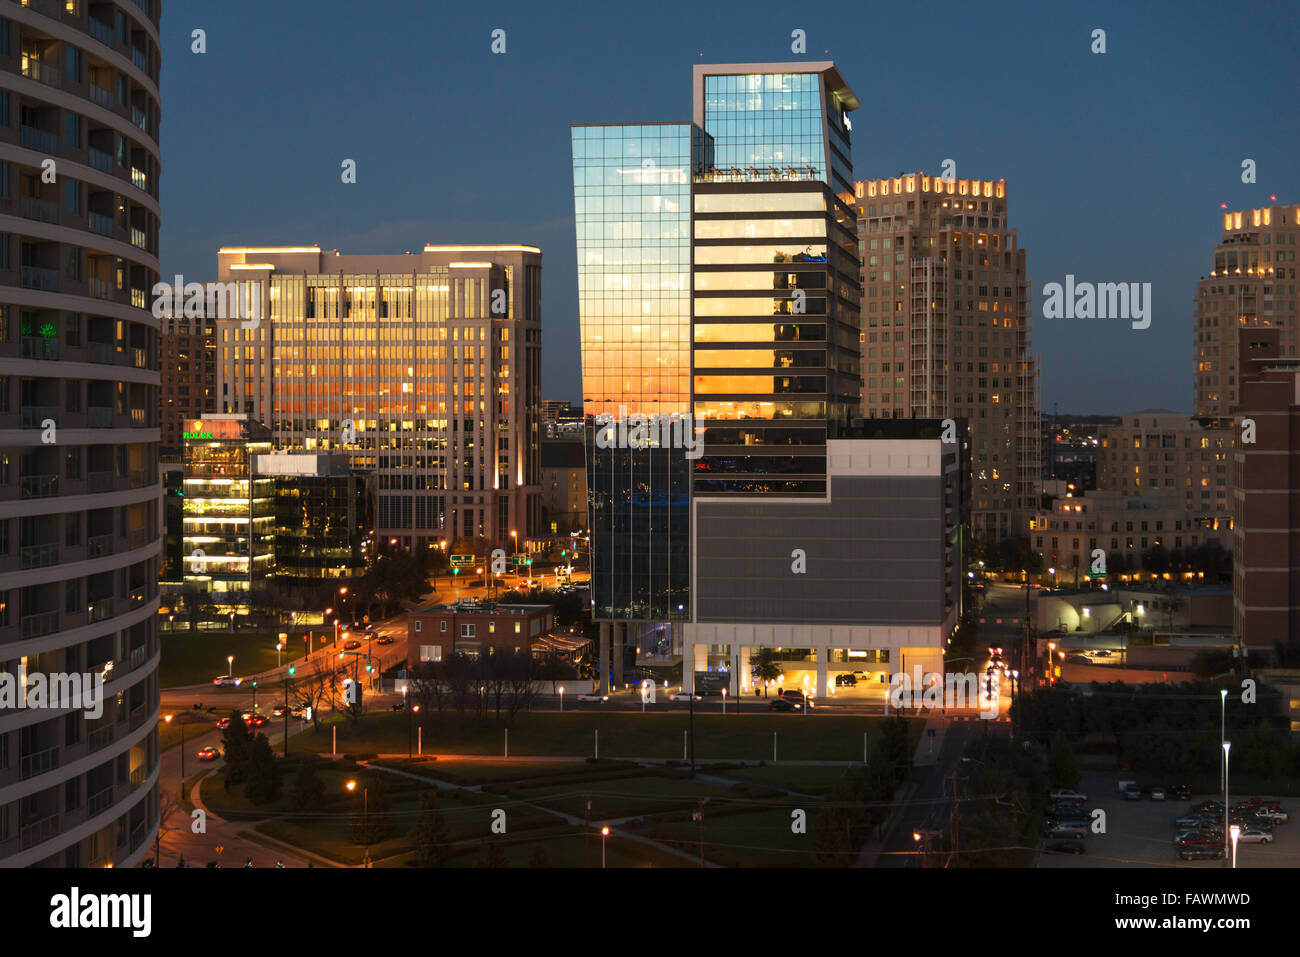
[949, 771, 960, 868]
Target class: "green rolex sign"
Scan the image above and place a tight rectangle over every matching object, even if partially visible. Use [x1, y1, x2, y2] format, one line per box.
[182, 431, 213, 440]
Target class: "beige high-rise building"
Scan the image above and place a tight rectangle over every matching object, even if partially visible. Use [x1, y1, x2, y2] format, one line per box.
[1194, 203, 1300, 417]
[853, 173, 1040, 543]
[214, 244, 543, 550]
[1096, 410, 1233, 541]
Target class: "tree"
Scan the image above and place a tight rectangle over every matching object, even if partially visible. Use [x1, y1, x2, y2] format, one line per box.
[408, 791, 452, 867]
[750, 648, 780, 696]
[527, 844, 550, 868]
[244, 734, 282, 805]
[292, 660, 342, 732]
[480, 841, 508, 867]
[1047, 733, 1079, 791]
[290, 759, 326, 815]
[220, 711, 254, 783]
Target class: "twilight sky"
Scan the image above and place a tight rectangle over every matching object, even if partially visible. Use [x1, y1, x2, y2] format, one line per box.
[160, 0, 1300, 415]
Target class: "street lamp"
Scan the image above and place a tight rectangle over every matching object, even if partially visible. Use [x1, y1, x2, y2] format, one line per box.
[346, 780, 371, 868]
[226, 655, 233, 678]
[276, 634, 285, 669]
[1219, 689, 1228, 791]
[559, 686, 564, 712]
[1223, 741, 1232, 867]
[1230, 824, 1240, 869]
[721, 687, 726, 716]
[165, 714, 185, 795]
[601, 826, 609, 869]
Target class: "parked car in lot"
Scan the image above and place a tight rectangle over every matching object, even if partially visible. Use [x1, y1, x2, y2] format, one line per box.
[1122, 782, 1142, 800]
[1174, 784, 1193, 800]
[1192, 800, 1225, 814]
[1045, 822, 1088, 839]
[196, 746, 220, 762]
[1044, 840, 1085, 855]
[1256, 808, 1289, 824]
[1049, 789, 1087, 802]
[1150, 787, 1166, 801]
[1236, 827, 1273, 844]
[1180, 846, 1225, 861]
[1174, 831, 1218, 847]
[1175, 813, 1211, 829]
[1091, 649, 1113, 658]
[834, 673, 857, 687]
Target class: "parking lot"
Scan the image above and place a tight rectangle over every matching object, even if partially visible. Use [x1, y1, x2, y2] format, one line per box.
[1035, 769, 1297, 868]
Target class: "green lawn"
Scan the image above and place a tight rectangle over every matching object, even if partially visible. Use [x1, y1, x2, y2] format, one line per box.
[707, 764, 853, 796]
[372, 757, 605, 786]
[159, 631, 340, 688]
[296, 711, 921, 763]
[511, 773, 737, 822]
[443, 828, 691, 868]
[639, 804, 823, 867]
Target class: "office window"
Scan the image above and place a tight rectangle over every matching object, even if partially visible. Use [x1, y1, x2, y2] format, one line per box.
[413, 619, 421, 633]
[65, 45, 82, 84]
[65, 112, 82, 150]
[460, 623, 475, 638]
[439, 620, 446, 633]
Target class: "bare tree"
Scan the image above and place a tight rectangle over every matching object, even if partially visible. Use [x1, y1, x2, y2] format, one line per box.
[504, 650, 540, 723]
[292, 659, 342, 732]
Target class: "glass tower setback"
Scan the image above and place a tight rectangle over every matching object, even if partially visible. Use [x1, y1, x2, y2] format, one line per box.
[572, 123, 706, 620]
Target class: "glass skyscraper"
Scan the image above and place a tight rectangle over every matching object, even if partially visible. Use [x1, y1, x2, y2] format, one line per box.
[572, 123, 705, 621]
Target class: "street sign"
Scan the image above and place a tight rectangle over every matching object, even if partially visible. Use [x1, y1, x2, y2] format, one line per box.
[450, 554, 474, 568]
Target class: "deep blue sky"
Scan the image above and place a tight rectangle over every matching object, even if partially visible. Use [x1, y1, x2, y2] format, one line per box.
[160, 0, 1300, 415]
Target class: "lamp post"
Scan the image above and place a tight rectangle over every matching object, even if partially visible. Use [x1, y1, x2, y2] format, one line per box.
[1223, 741, 1232, 867]
[721, 687, 726, 716]
[226, 655, 233, 678]
[346, 780, 370, 867]
[276, 634, 285, 669]
[1219, 689, 1228, 791]
[165, 715, 184, 796]
[559, 686, 564, 712]
[600, 825, 609, 869]
[1229, 824, 1240, 869]
[407, 702, 419, 760]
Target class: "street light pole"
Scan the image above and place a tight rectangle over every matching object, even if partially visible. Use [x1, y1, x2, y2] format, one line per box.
[1219, 689, 1227, 791]
[1223, 741, 1232, 867]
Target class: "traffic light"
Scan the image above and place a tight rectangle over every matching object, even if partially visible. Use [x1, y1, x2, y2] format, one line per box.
[288, 665, 295, 676]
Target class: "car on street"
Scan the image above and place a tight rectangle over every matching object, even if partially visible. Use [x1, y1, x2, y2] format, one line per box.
[1043, 840, 1085, 855]
[1236, 827, 1273, 844]
[343, 640, 362, 650]
[1049, 789, 1087, 802]
[671, 690, 702, 702]
[770, 697, 801, 712]
[780, 690, 814, 708]
[1091, 649, 1112, 658]
[271, 705, 288, 717]
[575, 693, 608, 703]
[196, 746, 220, 762]
[289, 705, 309, 718]
[216, 717, 232, 730]
[212, 676, 241, 687]
[247, 714, 267, 728]
[376, 636, 395, 645]
[1179, 846, 1225, 861]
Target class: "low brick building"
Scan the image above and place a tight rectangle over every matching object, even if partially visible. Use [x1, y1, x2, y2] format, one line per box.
[408, 600, 554, 662]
